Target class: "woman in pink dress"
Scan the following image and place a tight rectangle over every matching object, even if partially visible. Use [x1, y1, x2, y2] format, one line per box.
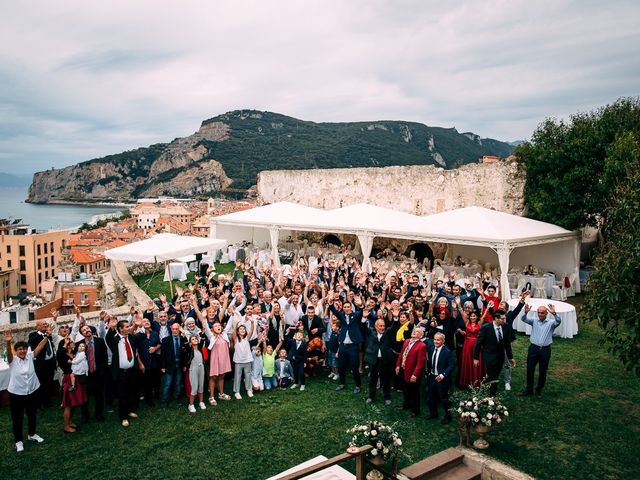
[194, 301, 232, 405]
[457, 311, 486, 388]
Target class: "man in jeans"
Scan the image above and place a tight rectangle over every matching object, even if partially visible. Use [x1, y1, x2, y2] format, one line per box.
[160, 324, 186, 405]
[518, 304, 561, 398]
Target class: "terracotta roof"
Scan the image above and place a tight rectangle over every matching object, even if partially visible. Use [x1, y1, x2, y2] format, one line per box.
[69, 248, 106, 265]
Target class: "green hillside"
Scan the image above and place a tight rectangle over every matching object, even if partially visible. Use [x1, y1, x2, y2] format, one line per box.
[198, 110, 514, 189]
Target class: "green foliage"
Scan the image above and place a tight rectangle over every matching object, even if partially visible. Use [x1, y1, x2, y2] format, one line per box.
[516, 97, 640, 230]
[583, 132, 640, 375]
[200, 111, 514, 189]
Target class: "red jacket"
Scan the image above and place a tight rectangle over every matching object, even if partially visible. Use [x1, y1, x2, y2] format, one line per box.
[396, 339, 427, 383]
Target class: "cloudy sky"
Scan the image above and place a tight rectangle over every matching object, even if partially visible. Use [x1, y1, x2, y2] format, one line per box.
[1, 0, 638, 174]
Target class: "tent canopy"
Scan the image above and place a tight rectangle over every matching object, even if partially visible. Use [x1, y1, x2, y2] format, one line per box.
[104, 233, 227, 263]
[211, 202, 579, 299]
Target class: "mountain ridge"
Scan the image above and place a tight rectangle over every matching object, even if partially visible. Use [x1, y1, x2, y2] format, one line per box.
[27, 110, 514, 203]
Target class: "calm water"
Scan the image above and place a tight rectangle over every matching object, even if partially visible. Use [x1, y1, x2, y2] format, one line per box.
[0, 186, 123, 231]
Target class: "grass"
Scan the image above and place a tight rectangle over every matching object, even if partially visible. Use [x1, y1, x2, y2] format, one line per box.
[2, 295, 639, 479]
[133, 262, 235, 299]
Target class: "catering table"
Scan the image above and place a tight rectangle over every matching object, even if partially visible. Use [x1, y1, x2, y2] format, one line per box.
[0, 360, 10, 407]
[163, 262, 190, 282]
[508, 298, 578, 339]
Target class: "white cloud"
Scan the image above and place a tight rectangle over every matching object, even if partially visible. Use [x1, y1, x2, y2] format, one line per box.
[0, 0, 638, 173]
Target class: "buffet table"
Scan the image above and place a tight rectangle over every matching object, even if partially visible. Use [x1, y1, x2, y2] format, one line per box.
[508, 298, 578, 339]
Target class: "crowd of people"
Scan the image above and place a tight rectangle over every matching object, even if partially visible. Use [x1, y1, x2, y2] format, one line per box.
[4, 249, 563, 452]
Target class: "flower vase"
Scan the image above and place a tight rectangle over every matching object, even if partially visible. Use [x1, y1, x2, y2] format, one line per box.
[458, 418, 471, 447]
[473, 424, 491, 449]
[367, 455, 386, 480]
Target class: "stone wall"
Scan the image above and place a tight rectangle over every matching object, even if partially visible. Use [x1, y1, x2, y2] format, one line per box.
[257, 161, 525, 215]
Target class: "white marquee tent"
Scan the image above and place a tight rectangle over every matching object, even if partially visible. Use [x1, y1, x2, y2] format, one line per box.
[211, 203, 580, 300]
[104, 233, 227, 263]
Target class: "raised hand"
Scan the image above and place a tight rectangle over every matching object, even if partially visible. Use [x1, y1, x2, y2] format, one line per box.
[3, 330, 12, 343]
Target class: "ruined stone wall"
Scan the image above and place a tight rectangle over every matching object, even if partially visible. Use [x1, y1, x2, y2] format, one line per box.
[257, 161, 525, 215]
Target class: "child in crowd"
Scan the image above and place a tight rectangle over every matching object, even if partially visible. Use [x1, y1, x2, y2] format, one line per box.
[287, 331, 307, 391]
[232, 323, 255, 400]
[326, 318, 340, 380]
[69, 342, 87, 392]
[185, 335, 206, 413]
[274, 348, 294, 388]
[261, 339, 282, 390]
[251, 346, 264, 392]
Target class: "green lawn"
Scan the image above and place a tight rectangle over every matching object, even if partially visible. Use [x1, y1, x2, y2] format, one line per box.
[2, 296, 639, 479]
[133, 262, 236, 299]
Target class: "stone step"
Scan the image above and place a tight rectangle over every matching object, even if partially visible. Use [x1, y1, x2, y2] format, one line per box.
[399, 448, 465, 480]
[424, 465, 481, 480]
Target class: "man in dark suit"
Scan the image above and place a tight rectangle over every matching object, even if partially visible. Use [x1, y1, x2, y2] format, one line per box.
[77, 324, 108, 422]
[426, 332, 455, 424]
[28, 320, 57, 408]
[302, 305, 326, 341]
[329, 296, 365, 394]
[160, 323, 187, 405]
[395, 326, 427, 417]
[473, 310, 516, 395]
[105, 316, 146, 427]
[365, 319, 394, 405]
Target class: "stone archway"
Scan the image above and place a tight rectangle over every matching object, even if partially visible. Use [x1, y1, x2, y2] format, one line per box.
[404, 242, 435, 265]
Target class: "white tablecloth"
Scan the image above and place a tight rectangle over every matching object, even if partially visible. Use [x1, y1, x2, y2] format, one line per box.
[0, 361, 10, 391]
[227, 246, 238, 262]
[517, 274, 555, 298]
[508, 298, 578, 339]
[163, 262, 190, 282]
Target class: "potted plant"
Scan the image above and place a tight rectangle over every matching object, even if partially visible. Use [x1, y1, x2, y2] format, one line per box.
[347, 421, 403, 465]
[450, 381, 510, 449]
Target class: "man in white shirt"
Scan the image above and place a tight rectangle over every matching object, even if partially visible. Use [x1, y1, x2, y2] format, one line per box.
[283, 294, 304, 328]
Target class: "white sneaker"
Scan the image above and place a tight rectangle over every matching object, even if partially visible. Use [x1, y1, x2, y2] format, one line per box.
[505, 383, 512, 391]
[199, 402, 207, 410]
[234, 392, 242, 400]
[122, 419, 130, 427]
[290, 383, 298, 389]
[188, 404, 197, 413]
[15, 441, 24, 452]
[247, 390, 254, 398]
[128, 412, 138, 419]
[300, 385, 305, 391]
[27, 434, 44, 443]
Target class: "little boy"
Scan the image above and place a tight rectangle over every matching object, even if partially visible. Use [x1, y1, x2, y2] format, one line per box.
[69, 342, 88, 392]
[274, 348, 294, 389]
[286, 331, 307, 391]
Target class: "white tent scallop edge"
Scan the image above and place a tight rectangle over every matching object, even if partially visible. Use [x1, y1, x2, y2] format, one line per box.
[211, 202, 580, 300]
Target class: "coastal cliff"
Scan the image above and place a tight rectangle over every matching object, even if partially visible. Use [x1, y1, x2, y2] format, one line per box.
[27, 122, 232, 204]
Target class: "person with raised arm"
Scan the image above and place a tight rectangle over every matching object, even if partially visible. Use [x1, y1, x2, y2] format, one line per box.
[192, 297, 231, 404]
[231, 316, 255, 400]
[5, 329, 48, 452]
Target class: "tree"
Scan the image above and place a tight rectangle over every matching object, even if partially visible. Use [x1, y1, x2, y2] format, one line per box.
[516, 97, 640, 230]
[518, 98, 640, 374]
[582, 132, 640, 374]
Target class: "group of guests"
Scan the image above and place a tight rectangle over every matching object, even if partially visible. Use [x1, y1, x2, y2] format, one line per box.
[4, 250, 563, 452]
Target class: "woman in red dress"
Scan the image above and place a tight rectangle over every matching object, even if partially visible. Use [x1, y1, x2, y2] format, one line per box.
[457, 311, 486, 388]
[57, 338, 88, 433]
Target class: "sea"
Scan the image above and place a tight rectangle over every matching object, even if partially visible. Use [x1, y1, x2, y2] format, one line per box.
[0, 186, 124, 231]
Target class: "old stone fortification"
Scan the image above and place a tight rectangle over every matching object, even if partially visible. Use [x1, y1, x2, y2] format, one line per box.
[257, 161, 525, 215]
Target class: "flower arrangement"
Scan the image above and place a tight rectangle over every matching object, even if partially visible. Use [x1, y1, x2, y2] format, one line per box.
[347, 421, 402, 460]
[451, 381, 509, 428]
